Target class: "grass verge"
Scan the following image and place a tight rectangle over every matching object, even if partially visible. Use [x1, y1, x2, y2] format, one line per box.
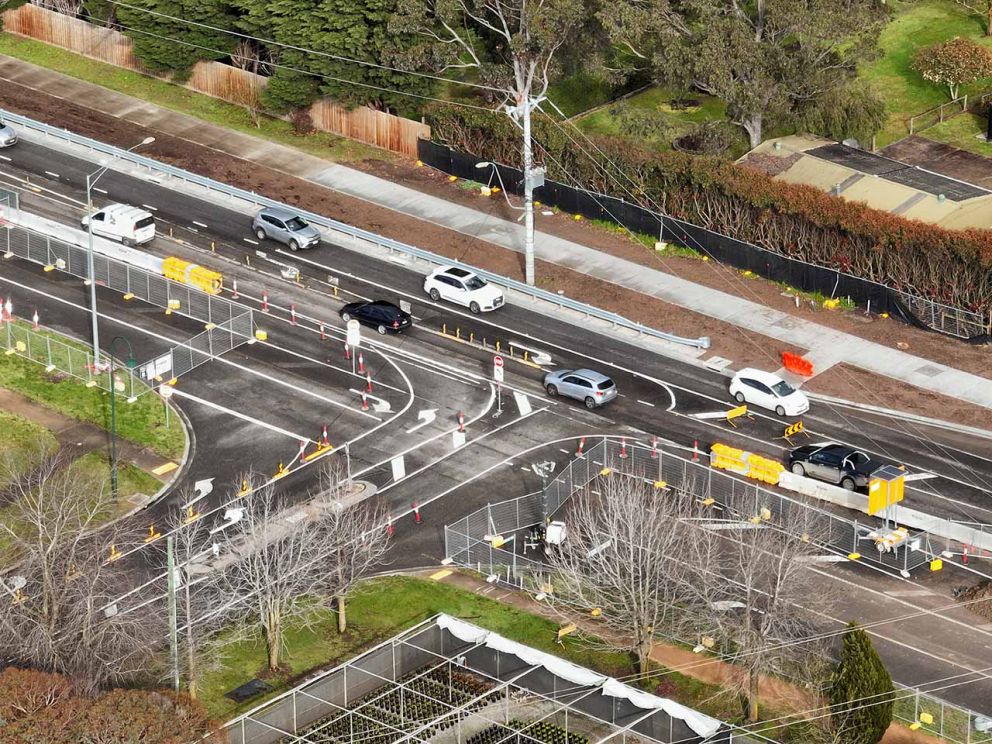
[0, 410, 57, 482]
[922, 112, 992, 157]
[0, 33, 390, 164]
[68, 450, 162, 502]
[0, 322, 185, 459]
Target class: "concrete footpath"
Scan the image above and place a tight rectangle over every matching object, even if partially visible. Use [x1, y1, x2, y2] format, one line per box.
[1, 55, 991, 410]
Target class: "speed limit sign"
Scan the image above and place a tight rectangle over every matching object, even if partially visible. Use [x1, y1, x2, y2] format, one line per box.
[493, 355, 504, 383]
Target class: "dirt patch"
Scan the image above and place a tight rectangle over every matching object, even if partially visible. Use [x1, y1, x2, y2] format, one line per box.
[804, 364, 992, 430]
[881, 135, 992, 191]
[956, 580, 992, 622]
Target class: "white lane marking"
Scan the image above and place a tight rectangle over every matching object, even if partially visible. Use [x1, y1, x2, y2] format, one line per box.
[637, 399, 656, 407]
[44, 170, 60, 179]
[0, 154, 11, 162]
[348, 389, 391, 413]
[243, 238, 259, 245]
[405, 408, 437, 434]
[93, 186, 108, 194]
[162, 389, 310, 441]
[193, 221, 208, 228]
[141, 204, 158, 211]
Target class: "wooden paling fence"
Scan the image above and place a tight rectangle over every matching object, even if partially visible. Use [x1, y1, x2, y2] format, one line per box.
[1, 4, 429, 156]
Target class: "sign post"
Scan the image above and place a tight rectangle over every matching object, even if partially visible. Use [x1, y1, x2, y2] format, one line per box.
[346, 319, 361, 375]
[493, 355, 504, 416]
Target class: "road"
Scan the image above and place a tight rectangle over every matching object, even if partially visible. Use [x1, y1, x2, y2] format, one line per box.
[3, 134, 992, 713]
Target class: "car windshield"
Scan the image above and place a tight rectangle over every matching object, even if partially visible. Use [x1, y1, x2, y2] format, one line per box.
[464, 276, 487, 290]
[771, 380, 796, 397]
[286, 217, 309, 231]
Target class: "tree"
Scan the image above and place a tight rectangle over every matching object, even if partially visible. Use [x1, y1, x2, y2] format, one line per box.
[829, 623, 894, 744]
[600, 0, 887, 148]
[912, 37, 992, 99]
[953, 0, 992, 37]
[218, 461, 388, 671]
[545, 473, 715, 676]
[0, 454, 157, 688]
[794, 80, 887, 145]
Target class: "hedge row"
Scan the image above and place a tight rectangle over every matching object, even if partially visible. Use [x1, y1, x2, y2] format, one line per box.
[427, 106, 992, 314]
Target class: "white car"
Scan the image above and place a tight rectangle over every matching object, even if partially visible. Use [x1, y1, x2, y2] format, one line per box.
[729, 368, 809, 417]
[424, 266, 505, 314]
[81, 203, 156, 246]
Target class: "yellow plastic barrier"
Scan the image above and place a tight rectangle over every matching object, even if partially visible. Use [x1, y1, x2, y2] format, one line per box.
[725, 405, 750, 427]
[711, 445, 784, 485]
[746, 453, 784, 485]
[161, 256, 224, 295]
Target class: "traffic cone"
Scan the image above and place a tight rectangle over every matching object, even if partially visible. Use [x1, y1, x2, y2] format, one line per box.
[290, 304, 297, 326]
[575, 437, 585, 456]
[3, 296, 12, 322]
[366, 372, 373, 393]
[299, 439, 306, 459]
[458, 411, 465, 432]
[322, 424, 329, 447]
[320, 322, 326, 341]
[32, 309, 39, 331]
[619, 437, 628, 459]
[344, 343, 351, 361]
[361, 392, 370, 411]
[261, 290, 269, 313]
[413, 502, 422, 524]
[386, 515, 394, 536]
[650, 436, 658, 459]
[231, 280, 238, 299]
[358, 352, 365, 374]
[692, 439, 700, 463]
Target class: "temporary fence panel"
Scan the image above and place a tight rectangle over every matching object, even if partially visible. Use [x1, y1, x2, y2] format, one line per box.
[893, 683, 992, 744]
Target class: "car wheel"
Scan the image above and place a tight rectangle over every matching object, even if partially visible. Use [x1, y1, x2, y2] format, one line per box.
[377, 324, 387, 335]
[122, 237, 134, 247]
[341, 312, 351, 323]
[255, 227, 266, 241]
[429, 288, 441, 302]
[546, 384, 558, 397]
[734, 391, 746, 404]
[790, 462, 806, 476]
[469, 301, 481, 314]
[775, 405, 786, 417]
[584, 397, 597, 410]
[289, 239, 300, 252]
[841, 477, 856, 491]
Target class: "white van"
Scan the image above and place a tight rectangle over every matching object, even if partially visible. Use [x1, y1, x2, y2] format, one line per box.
[81, 203, 156, 246]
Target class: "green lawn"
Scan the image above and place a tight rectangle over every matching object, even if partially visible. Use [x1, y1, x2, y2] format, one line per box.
[861, 0, 992, 146]
[547, 73, 618, 119]
[1, 323, 185, 459]
[0, 410, 57, 482]
[922, 111, 992, 156]
[68, 450, 162, 501]
[0, 34, 390, 164]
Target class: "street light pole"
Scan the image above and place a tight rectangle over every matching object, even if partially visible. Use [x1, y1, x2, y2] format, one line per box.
[108, 335, 136, 504]
[520, 95, 537, 288]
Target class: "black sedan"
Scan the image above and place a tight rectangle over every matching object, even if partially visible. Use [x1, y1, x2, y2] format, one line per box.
[787, 442, 876, 491]
[339, 301, 412, 335]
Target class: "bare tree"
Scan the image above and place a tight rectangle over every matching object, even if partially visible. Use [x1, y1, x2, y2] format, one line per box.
[30, 0, 83, 17]
[0, 454, 157, 688]
[218, 461, 388, 672]
[545, 471, 716, 676]
[953, 0, 992, 36]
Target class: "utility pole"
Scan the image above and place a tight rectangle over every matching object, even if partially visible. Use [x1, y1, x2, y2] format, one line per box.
[167, 536, 180, 693]
[506, 94, 545, 287]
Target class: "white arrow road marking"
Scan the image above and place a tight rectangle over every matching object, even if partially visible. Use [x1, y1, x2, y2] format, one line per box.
[183, 477, 215, 508]
[903, 472, 938, 482]
[405, 408, 438, 434]
[208, 508, 244, 535]
[348, 389, 391, 413]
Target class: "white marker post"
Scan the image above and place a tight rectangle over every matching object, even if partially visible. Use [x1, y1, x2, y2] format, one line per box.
[493, 355, 504, 416]
[346, 319, 361, 375]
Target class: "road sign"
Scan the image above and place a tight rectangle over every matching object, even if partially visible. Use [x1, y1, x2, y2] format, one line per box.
[346, 319, 361, 348]
[158, 385, 174, 400]
[493, 354, 504, 383]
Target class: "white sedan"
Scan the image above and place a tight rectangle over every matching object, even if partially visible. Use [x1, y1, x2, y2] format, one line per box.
[729, 368, 809, 417]
[423, 266, 505, 313]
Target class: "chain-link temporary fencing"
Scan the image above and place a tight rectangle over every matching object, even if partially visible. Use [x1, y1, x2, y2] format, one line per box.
[446, 438, 939, 583]
[892, 683, 992, 744]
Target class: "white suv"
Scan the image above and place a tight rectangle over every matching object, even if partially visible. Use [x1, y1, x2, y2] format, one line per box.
[424, 266, 505, 313]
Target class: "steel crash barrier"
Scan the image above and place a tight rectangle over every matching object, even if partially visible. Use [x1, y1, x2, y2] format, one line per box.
[0, 108, 710, 350]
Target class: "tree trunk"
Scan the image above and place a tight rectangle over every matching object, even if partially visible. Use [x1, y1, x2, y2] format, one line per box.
[266, 611, 281, 671]
[987, 2, 991, 36]
[637, 637, 653, 678]
[185, 582, 197, 699]
[337, 593, 347, 634]
[748, 667, 760, 722]
[742, 113, 763, 149]
[950, 83, 959, 100]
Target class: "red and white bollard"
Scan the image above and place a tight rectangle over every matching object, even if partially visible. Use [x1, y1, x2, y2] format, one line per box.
[386, 515, 394, 537]
[692, 439, 700, 463]
[358, 352, 365, 374]
[619, 437, 628, 459]
[361, 392, 370, 411]
[290, 304, 297, 326]
[964, 545, 970, 564]
[457, 411, 465, 433]
[261, 290, 269, 313]
[366, 372, 373, 393]
[0, 297, 4, 326]
[413, 502, 422, 524]
[575, 437, 586, 456]
[650, 436, 658, 459]
[319, 322, 326, 341]
[231, 280, 239, 299]
[322, 424, 329, 448]
[299, 439, 306, 459]
[344, 343, 351, 361]
[32, 309, 39, 331]
[3, 296, 13, 322]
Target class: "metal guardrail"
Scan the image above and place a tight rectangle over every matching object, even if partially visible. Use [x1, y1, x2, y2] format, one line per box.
[0, 108, 710, 351]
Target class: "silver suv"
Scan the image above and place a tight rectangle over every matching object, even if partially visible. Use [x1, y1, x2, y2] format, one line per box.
[252, 207, 321, 251]
[0, 118, 17, 148]
[544, 368, 618, 409]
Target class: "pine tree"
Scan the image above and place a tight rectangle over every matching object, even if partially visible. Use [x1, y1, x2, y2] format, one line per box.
[830, 623, 894, 744]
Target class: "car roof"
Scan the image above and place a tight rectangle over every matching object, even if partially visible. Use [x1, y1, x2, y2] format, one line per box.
[368, 300, 401, 310]
[569, 368, 613, 383]
[258, 206, 302, 221]
[734, 367, 786, 386]
[101, 203, 154, 221]
[441, 266, 473, 278]
[814, 443, 860, 457]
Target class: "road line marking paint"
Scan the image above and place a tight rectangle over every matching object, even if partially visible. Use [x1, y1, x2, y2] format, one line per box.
[44, 170, 60, 179]
[151, 462, 178, 476]
[429, 569, 453, 581]
[0, 155, 11, 162]
[637, 399, 656, 407]
[520, 466, 530, 471]
[168, 388, 312, 441]
[92, 187, 108, 194]
[187, 227, 198, 233]
[243, 238, 259, 245]
[192, 221, 208, 228]
[559, 448, 569, 454]
[141, 204, 158, 211]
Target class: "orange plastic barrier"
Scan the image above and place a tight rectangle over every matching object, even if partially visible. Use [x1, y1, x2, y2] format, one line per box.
[781, 351, 813, 377]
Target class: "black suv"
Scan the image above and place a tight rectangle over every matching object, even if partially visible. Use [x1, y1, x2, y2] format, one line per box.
[788, 443, 876, 491]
